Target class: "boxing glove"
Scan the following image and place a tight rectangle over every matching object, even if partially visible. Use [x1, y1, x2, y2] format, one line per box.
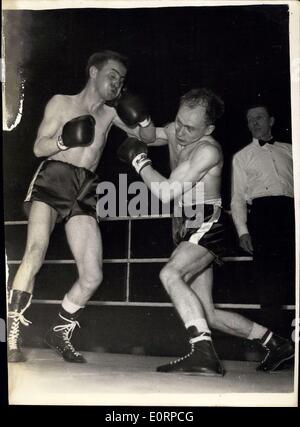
[57, 115, 96, 151]
[117, 137, 152, 174]
[115, 91, 151, 128]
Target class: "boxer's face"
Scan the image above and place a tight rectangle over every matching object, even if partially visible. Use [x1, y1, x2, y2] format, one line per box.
[175, 104, 214, 146]
[91, 59, 127, 101]
[247, 107, 274, 140]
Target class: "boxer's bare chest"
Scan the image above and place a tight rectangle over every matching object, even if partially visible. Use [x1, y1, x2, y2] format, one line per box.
[61, 99, 114, 147]
[50, 97, 115, 170]
[169, 138, 200, 171]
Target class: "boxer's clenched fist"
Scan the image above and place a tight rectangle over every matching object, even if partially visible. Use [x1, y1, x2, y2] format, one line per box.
[57, 115, 95, 151]
[117, 137, 152, 174]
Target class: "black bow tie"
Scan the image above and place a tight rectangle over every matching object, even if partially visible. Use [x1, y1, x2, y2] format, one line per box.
[258, 137, 275, 146]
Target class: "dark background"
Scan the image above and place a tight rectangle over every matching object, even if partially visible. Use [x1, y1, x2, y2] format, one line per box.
[3, 5, 292, 216]
[2, 5, 295, 359]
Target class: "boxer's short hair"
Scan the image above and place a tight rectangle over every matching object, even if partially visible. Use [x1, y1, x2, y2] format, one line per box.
[86, 50, 129, 77]
[180, 88, 224, 125]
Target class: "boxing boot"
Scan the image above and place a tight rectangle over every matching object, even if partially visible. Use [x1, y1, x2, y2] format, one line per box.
[7, 290, 32, 363]
[44, 308, 86, 363]
[157, 330, 224, 376]
[256, 331, 294, 372]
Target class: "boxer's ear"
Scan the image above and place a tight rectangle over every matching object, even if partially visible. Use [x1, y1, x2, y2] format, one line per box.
[270, 116, 275, 127]
[89, 65, 98, 79]
[204, 124, 215, 136]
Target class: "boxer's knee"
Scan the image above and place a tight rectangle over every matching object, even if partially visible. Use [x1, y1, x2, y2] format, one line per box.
[23, 242, 47, 272]
[159, 263, 182, 292]
[79, 264, 103, 292]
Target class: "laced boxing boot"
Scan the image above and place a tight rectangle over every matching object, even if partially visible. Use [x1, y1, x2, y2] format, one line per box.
[157, 327, 224, 376]
[44, 308, 86, 363]
[7, 290, 32, 363]
[256, 330, 294, 372]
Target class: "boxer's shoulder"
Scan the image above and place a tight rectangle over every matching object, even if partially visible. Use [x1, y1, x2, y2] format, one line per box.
[46, 94, 73, 111]
[164, 121, 175, 134]
[191, 137, 222, 165]
[162, 122, 176, 142]
[99, 102, 118, 119]
[196, 136, 221, 153]
[199, 134, 217, 145]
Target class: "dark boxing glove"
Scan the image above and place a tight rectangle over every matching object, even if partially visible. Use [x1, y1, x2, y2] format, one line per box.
[115, 91, 151, 128]
[117, 137, 152, 174]
[57, 115, 96, 151]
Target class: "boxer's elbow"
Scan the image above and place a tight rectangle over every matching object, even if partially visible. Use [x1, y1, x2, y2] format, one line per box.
[160, 192, 172, 204]
[150, 180, 179, 204]
[139, 124, 156, 144]
[33, 142, 44, 158]
[140, 134, 156, 144]
[154, 186, 174, 204]
[141, 133, 156, 144]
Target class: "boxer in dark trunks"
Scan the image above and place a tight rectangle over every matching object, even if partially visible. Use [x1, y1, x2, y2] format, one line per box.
[7, 50, 155, 363]
[117, 88, 294, 375]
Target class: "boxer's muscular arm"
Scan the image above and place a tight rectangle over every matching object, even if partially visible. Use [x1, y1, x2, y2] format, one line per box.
[140, 143, 220, 203]
[33, 95, 64, 157]
[149, 127, 169, 146]
[114, 125, 168, 146]
[113, 114, 156, 144]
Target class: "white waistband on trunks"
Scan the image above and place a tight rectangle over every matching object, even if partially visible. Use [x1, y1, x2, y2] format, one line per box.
[203, 198, 222, 207]
[179, 197, 222, 208]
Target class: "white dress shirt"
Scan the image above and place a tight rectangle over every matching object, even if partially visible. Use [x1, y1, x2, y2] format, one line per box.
[231, 138, 294, 236]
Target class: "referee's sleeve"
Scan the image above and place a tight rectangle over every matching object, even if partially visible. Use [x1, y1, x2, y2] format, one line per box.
[230, 154, 249, 237]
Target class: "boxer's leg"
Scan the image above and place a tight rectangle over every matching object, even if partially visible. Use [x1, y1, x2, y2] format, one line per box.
[190, 268, 254, 337]
[12, 201, 57, 292]
[159, 242, 213, 323]
[65, 215, 103, 306]
[157, 242, 223, 375]
[45, 215, 103, 363]
[191, 268, 294, 372]
[8, 201, 57, 362]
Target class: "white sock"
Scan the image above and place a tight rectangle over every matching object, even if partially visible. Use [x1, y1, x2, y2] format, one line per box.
[185, 318, 211, 333]
[247, 322, 269, 341]
[185, 318, 211, 343]
[62, 294, 84, 314]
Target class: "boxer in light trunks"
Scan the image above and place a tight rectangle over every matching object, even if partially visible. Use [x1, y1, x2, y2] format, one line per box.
[117, 88, 294, 375]
[7, 50, 155, 363]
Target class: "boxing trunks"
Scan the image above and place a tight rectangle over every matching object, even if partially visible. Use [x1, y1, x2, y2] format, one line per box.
[24, 160, 98, 222]
[173, 199, 225, 264]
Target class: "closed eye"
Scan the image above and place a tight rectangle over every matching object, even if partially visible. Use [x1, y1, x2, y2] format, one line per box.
[176, 118, 194, 133]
